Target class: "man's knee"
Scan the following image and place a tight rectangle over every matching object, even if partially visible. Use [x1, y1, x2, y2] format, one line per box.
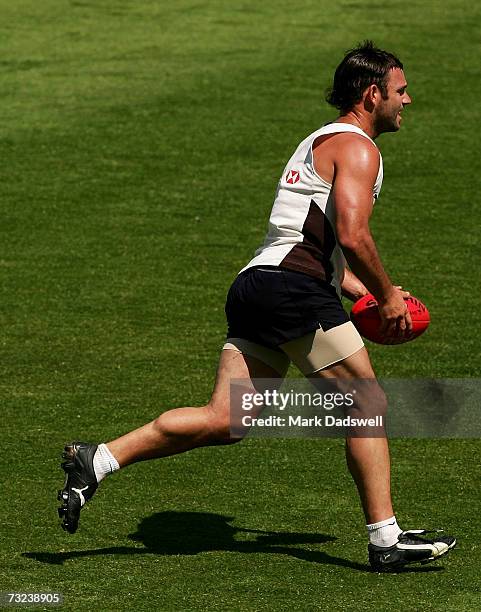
[151, 401, 240, 446]
[345, 381, 388, 438]
[204, 400, 242, 445]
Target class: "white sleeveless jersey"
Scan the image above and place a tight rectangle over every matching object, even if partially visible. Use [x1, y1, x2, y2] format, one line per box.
[241, 123, 383, 296]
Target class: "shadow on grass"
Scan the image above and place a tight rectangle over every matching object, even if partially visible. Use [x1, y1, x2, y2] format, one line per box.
[23, 511, 443, 573]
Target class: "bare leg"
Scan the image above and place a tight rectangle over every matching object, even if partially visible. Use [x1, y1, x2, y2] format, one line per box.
[310, 347, 393, 524]
[107, 349, 281, 467]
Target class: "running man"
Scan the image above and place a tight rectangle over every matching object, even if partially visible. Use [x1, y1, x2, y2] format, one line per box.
[58, 41, 456, 572]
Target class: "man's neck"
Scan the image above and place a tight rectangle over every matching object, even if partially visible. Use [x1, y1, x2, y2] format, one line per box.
[335, 111, 378, 139]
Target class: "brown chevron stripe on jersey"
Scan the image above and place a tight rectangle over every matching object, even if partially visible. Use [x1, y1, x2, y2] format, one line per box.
[279, 200, 336, 282]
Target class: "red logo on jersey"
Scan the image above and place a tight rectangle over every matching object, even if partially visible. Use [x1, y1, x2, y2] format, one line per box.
[286, 169, 300, 184]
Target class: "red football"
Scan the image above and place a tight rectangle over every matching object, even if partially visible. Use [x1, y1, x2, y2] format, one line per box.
[350, 293, 430, 345]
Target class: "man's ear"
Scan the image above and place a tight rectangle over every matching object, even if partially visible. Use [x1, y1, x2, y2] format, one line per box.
[363, 84, 381, 112]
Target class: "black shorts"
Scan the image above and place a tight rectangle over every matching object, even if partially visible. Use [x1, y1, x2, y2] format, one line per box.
[225, 266, 349, 348]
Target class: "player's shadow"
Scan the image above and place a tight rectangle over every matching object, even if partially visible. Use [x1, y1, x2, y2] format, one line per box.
[23, 511, 443, 573]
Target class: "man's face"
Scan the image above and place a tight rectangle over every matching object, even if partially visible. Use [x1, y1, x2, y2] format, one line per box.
[374, 68, 411, 133]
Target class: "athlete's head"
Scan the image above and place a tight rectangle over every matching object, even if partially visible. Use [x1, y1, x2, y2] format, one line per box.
[326, 40, 411, 133]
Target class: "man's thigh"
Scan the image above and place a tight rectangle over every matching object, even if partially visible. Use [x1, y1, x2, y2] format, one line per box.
[309, 346, 375, 379]
[280, 321, 365, 376]
[210, 348, 285, 420]
[309, 347, 387, 434]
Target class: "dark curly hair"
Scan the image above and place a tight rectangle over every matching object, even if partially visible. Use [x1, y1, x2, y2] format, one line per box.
[326, 41, 403, 113]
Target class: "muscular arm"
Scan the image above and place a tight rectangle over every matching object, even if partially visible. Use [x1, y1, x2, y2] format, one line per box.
[331, 137, 394, 300]
[314, 133, 411, 336]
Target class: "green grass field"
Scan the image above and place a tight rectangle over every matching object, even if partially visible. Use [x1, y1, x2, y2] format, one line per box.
[1, 1, 480, 610]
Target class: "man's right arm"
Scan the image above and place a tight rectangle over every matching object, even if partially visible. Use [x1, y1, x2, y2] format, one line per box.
[327, 135, 411, 338]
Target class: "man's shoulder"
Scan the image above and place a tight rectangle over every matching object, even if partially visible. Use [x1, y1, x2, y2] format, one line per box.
[313, 131, 380, 178]
[330, 131, 378, 152]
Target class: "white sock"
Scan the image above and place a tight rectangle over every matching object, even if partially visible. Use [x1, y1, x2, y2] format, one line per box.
[366, 516, 403, 547]
[93, 443, 120, 483]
